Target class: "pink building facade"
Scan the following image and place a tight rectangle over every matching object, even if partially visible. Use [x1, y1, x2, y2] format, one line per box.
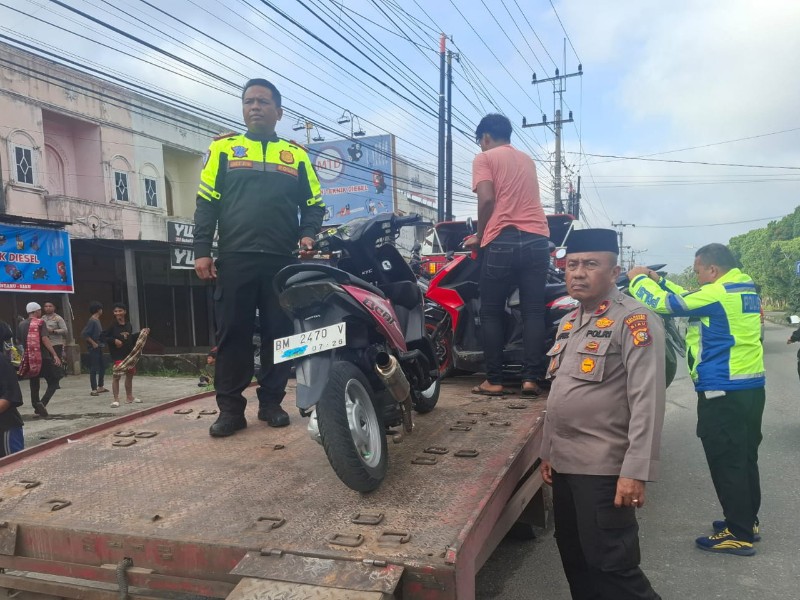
[0, 43, 225, 359]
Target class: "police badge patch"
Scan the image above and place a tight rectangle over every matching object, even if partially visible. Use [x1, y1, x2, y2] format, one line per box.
[581, 357, 596, 373]
[231, 145, 248, 158]
[279, 150, 295, 164]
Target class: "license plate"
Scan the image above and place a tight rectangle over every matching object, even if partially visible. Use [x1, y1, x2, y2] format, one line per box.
[273, 322, 346, 364]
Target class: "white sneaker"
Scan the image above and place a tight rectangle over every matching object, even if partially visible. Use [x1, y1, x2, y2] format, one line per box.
[133, 398, 142, 403]
[110, 401, 120, 408]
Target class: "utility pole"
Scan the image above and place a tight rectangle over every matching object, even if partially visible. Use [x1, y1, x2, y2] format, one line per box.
[523, 41, 582, 214]
[611, 221, 635, 257]
[445, 49, 459, 222]
[437, 33, 447, 223]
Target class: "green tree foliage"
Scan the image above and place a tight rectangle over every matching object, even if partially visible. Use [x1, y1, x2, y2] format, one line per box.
[665, 265, 699, 291]
[729, 206, 800, 311]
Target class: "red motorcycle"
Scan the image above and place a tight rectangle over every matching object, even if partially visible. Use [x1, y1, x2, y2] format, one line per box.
[425, 245, 681, 386]
[274, 213, 440, 493]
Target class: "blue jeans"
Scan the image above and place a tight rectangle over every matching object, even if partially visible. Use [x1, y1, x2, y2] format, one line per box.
[88, 347, 105, 390]
[479, 228, 550, 384]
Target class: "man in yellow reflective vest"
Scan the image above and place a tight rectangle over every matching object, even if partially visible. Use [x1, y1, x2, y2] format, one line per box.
[194, 79, 325, 437]
[629, 243, 765, 556]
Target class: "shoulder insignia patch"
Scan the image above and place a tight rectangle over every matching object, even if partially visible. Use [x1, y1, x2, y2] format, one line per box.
[594, 300, 610, 315]
[632, 329, 652, 347]
[289, 139, 307, 150]
[213, 131, 238, 141]
[563, 322, 574, 331]
[581, 357, 596, 373]
[626, 312, 651, 347]
[595, 317, 614, 329]
[280, 149, 295, 165]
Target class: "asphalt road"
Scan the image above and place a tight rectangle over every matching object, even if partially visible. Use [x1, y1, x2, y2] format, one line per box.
[476, 319, 800, 599]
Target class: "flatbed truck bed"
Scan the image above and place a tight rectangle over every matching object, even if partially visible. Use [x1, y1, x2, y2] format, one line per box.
[0, 376, 548, 600]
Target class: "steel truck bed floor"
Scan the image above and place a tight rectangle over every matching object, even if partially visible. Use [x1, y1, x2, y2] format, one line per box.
[0, 377, 546, 600]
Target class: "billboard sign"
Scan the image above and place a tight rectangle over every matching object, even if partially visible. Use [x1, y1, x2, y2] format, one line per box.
[307, 134, 395, 225]
[0, 224, 74, 293]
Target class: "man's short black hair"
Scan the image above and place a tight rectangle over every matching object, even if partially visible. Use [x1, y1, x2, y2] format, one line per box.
[113, 302, 128, 311]
[89, 301, 103, 315]
[475, 113, 512, 144]
[242, 78, 281, 108]
[0, 321, 12, 344]
[695, 243, 738, 271]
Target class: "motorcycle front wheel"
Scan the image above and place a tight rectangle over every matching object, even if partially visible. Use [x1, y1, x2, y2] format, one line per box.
[317, 361, 388, 493]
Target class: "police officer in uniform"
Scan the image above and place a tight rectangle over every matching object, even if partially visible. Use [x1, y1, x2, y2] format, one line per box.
[629, 243, 765, 556]
[540, 229, 664, 600]
[194, 79, 325, 437]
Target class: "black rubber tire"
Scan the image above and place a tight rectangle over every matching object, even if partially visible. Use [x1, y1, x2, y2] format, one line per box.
[316, 362, 388, 493]
[665, 343, 678, 389]
[412, 377, 440, 414]
[425, 321, 454, 379]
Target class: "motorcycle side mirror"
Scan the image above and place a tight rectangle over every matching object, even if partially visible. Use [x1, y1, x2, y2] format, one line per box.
[554, 247, 567, 259]
[465, 216, 475, 233]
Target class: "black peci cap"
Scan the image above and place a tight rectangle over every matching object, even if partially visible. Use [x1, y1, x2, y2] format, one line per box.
[565, 229, 619, 254]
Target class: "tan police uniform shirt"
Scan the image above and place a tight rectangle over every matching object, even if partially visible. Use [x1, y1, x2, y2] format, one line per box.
[540, 288, 666, 482]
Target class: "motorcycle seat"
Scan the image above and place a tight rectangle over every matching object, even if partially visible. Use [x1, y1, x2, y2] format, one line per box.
[275, 263, 386, 299]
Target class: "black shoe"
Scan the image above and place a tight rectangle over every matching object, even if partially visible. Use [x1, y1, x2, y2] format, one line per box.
[258, 404, 290, 427]
[208, 414, 247, 437]
[33, 401, 48, 417]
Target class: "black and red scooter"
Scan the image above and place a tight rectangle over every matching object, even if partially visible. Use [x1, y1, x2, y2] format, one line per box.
[424, 239, 681, 386]
[273, 213, 440, 493]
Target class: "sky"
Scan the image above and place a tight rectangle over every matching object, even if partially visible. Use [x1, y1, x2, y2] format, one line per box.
[2, 0, 799, 273]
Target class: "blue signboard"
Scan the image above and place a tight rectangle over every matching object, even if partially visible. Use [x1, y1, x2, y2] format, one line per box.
[0, 224, 74, 293]
[307, 134, 395, 225]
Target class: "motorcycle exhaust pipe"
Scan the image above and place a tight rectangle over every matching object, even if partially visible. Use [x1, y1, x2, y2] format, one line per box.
[375, 352, 413, 433]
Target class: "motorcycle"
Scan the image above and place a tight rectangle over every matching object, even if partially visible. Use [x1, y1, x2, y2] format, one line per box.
[425, 243, 682, 387]
[273, 213, 440, 493]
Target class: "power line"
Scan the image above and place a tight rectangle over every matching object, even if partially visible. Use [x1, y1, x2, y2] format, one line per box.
[635, 216, 788, 229]
[548, 0, 581, 64]
[574, 152, 800, 170]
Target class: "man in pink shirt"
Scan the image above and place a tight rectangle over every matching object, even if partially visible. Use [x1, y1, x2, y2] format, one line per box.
[465, 114, 550, 396]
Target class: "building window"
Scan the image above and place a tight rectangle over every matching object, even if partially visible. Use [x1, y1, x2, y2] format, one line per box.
[144, 177, 158, 207]
[14, 146, 34, 185]
[114, 171, 129, 202]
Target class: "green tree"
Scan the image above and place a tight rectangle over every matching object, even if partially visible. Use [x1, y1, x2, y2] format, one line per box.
[665, 265, 699, 290]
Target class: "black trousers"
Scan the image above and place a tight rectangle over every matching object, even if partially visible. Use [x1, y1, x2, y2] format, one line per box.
[479, 229, 550, 383]
[214, 253, 295, 415]
[30, 359, 61, 407]
[697, 388, 765, 542]
[552, 472, 660, 600]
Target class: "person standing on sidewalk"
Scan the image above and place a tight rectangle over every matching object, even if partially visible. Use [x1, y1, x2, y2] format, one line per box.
[17, 302, 62, 417]
[42, 301, 68, 375]
[464, 113, 550, 398]
[0, 320, 25, 457]
[81, 301, 108, 397]
[193, 78, 325, 437]
[102, 302, 146, 408]
[629, 243, 765, 556]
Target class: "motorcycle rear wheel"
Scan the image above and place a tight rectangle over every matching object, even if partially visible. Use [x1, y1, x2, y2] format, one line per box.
[317, 361, 388, 493]
[425, 321, 454, 378]
[412, 376, 440, 414]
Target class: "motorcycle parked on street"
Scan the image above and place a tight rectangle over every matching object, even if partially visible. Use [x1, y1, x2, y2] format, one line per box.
[424, 245, 682, 387]
[273, 213, 440, 493]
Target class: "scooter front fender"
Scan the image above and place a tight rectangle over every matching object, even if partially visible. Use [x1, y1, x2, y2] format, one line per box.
[294, 351, 336, 410]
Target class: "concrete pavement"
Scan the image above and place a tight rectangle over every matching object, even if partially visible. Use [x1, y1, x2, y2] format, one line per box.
[18, 372, 204, 448]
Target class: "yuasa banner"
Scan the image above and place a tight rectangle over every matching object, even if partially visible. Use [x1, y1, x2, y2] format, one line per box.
[0, 224, 74, 293]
